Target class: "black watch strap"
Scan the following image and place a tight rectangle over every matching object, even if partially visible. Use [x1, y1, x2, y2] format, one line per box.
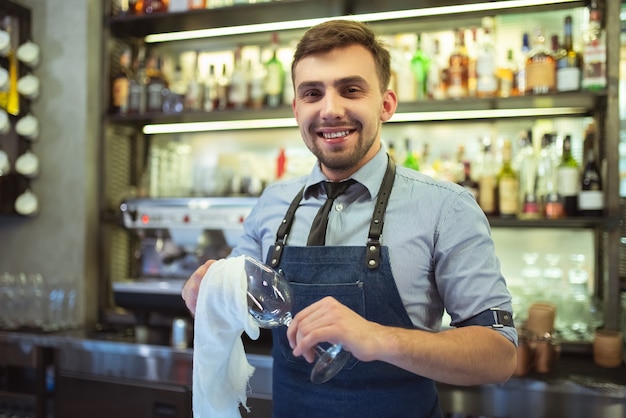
[457, 308, 514, 329]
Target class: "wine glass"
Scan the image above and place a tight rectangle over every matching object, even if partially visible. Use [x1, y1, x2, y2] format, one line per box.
[244, 256, 350, 384]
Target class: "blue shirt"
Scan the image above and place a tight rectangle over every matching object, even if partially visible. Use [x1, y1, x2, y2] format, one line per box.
[231, 147, 517, 345]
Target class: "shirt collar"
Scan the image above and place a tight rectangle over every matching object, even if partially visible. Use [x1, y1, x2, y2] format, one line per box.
[303, 145, 389, 199]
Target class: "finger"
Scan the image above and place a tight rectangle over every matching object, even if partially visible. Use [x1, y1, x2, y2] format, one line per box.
[181, 259, 217, 316]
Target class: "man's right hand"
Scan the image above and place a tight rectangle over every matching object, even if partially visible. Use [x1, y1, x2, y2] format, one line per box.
[181, 259, 217, 316]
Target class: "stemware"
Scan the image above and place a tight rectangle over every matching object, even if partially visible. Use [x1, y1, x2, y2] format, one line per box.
[244, 255, 350, 384]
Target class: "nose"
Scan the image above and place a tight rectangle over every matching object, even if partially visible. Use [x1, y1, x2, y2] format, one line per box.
[320, 91, 344, 120]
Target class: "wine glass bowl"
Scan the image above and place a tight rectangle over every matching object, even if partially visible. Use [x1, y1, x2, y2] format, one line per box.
[243, 256, 350, 384]
[245, 257, 294, 328]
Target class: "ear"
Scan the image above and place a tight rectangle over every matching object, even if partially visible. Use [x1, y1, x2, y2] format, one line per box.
[380, 89, 398, 122]
[292, 98, 298, 122]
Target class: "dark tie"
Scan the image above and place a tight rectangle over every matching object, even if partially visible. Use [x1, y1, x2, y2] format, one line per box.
[307, 180, 355, 246]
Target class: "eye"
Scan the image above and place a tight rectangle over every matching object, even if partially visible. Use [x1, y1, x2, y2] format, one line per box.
[300, 89, 322, 100]
[343, 86, 364, 95]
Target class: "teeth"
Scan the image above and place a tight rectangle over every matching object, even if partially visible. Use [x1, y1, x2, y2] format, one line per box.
[322, 131, 349, 139]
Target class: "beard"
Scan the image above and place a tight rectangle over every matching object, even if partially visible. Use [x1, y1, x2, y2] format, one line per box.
[305, 122, 379, 172]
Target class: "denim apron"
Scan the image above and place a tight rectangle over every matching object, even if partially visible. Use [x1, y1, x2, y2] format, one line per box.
[265, 157, 442, 418]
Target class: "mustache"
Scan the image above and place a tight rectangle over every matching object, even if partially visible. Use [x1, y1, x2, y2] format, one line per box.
[312, 120, 360, 130]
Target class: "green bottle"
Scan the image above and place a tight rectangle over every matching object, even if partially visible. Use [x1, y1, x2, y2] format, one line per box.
[411, 34, 430, 101]
[403, 138, 420, 171]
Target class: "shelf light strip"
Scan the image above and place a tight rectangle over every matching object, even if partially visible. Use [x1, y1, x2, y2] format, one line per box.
[142, 107, 587, 134]
[144, 0, 581, 43]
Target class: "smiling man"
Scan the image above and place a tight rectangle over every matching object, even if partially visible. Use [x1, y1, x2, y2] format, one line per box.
[183, 19, 517, 418]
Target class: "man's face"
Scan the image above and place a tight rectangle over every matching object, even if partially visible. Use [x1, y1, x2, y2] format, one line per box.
[292, 44, 397, 181]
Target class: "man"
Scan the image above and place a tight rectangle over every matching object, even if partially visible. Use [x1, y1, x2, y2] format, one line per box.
[183, 19, 517, 417]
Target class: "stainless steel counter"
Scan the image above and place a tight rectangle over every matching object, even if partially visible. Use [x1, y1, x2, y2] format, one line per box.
[0, 328, 272, 398]
[1, 329, 625, 418]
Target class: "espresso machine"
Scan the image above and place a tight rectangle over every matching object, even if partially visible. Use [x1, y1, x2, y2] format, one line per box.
[113, 196, 258, 345]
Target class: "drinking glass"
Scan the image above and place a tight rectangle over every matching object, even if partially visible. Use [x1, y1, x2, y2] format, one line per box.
[244, 256, 350, 384]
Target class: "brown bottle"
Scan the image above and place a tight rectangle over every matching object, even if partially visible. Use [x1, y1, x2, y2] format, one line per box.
[525, 28, 556, 95]
[145, 55, 167, 113]
[447, 28, 469, 99]
[111, 48, 132, 114]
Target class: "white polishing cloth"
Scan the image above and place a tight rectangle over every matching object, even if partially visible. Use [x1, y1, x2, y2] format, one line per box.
[192, 255, 260, 417]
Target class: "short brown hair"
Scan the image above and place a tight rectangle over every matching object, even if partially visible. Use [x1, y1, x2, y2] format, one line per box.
[291, 19, 391, 93]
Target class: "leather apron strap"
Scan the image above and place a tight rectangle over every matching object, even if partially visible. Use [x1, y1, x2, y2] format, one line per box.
[269, 155, 396, 269]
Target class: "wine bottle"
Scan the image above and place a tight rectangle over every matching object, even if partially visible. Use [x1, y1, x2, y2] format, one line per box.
[578, 148, 604, 216]
[497, 139, 519, 218]
[556, 15, 581, 92]
[556, 135, 580, 217]
[265, 32, 284, 108]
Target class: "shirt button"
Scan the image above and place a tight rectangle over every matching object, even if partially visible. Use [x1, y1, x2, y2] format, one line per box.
[335, 203, 344, 212]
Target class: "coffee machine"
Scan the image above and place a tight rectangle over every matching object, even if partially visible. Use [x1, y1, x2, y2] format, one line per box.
[113, 196, 258, 344]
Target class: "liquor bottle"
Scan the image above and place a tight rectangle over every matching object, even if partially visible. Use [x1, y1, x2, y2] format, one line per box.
[578, 127, 604, 217]
[467, 27, 478, 98]
[447, 28, 469, 99]
[556, 135, 580, 217]
[557, 15, 581, 92]
[395, 41, 417, 103]
[457, 161, 479, 201]
[111, 48, 132, 114]
[216, 63, 230, 110]
[581, 0, 607, 90]
[515, 132, 541, 219]
[497, 49, 518, 98]
[410, 34, 430, 101]
[264, 32, 284, 108]
[402, 138, 420, 171]
[476, 17, 497, 98]
[144, 55, 167, 113]
[477, 140, 498, 216]
[163, 63, 185, 113]
[525, 28, 556, 95]
[497, 139, 519, 218]
[203, 64, 218, 111]
[427, 38, 446, 100]
[229, 46, 249, 109]
[516, 33, 530, 96]
[420, 143, 436, 178]
[128, 47, 147, 114]
[185, 51, 204, 111]
[248, 59, 265, 109]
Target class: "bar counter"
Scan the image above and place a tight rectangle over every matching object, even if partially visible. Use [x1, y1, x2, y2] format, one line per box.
[0, 328, 625, 418]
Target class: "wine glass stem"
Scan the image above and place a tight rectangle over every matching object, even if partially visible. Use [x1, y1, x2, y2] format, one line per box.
[282, 316, 331, 359]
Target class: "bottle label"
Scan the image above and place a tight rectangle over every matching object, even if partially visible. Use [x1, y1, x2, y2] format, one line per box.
[582, 44, 607, 89]
[499, 177, 519, 215]
[265, 63, 283, 95]
[557, 166, 579, 196]
[557, 67, 581, 92]
[526, 61, 555, 92]
[578, 190, 604, 210]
